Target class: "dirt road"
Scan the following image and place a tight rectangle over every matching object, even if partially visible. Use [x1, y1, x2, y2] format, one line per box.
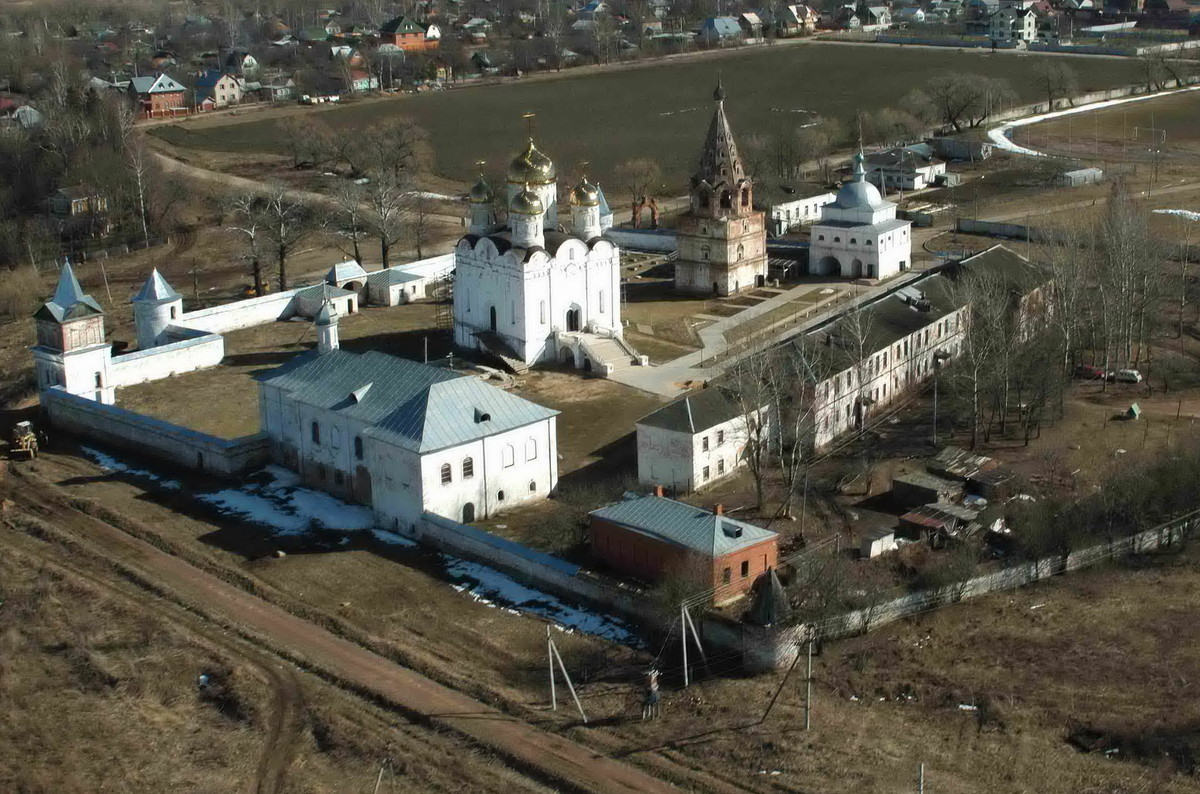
[0, 512, 305, 794]
[1, 469, 699, 794]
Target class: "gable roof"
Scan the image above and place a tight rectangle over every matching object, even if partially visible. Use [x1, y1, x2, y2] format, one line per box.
[590, 494, 777, 557]
[36, 262, 104, 322]
[381, 15, 424, 34]
[195, 69, 236, 89]
[636, 387, 743, 434]
[129, 73, 185, 94]
[700, 16, 743, 35]
[325, 260, 369, 283]
[132, 269, 181, 303]
[258, 350, 558, 454]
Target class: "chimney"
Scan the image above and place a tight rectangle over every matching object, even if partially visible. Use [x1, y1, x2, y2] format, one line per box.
[654, 485, 664, 498]
[714, 503, 724, 516]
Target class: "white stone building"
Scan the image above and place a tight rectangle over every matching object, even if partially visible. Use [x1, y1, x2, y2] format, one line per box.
[758, 188, 838, 237]
[798, 245, 1046, 449]
[865, 146, 948, 192]
[257, 348, 559, 527]
[453, 142, 637, 374]
[635, 387, 768, 493]
[808, 152, 912, 280]
[32, 263, 115, 404]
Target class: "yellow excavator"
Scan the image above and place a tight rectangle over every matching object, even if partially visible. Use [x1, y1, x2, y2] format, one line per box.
[10, 421, 38, 460]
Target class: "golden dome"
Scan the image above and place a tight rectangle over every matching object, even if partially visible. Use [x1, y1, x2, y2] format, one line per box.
[468, 176, 493, 203]
[568, 179, 600, 207]
[509, 185, 544, 216]
[507, 139, 556, 185]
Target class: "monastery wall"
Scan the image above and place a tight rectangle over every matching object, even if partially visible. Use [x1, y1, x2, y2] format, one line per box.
[44, 388, 269, 476]
[178, 289, 301, 335]
[109, 333, 224, 388]
[604, 228, 678, 253]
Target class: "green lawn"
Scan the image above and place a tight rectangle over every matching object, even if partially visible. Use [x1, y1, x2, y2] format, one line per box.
[152, 43, 1140, 190]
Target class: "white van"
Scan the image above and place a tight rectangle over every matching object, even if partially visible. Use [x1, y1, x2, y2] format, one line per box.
[1113, 369, 1142, 384]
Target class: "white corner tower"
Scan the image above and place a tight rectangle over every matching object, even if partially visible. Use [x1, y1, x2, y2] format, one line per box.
[467, 173, 495, 236]
[568, 177, 603, 240]
[509, 184, 546, 249]
[315, 302, 339, 354]
[31, 262, 115, 404]
[506, 138, 557, 231]
[132, 268, 183, 349]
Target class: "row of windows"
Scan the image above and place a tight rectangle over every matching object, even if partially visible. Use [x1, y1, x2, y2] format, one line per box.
[439, 439, 539, 485]
[699, 429, 726, 452]
[720, 560, 752, 584]
[701, 458, 728, 483]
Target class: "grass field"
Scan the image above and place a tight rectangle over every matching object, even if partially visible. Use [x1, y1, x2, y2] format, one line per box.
[149, 44, 1142, 191]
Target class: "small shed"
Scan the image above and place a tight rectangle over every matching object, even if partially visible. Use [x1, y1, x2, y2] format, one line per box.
[928, 445, 998, 483]
[294, 283, 358, 319]
[891, 471, 962, 507]
[861, 527, 897, 559]
[966, 466, 1018, 500]
[898, 503, 980, 546]
[1057, 168, 1104, 188]
[367, 267, 428, 306]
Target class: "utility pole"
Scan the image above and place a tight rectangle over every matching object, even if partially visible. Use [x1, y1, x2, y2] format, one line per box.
[804, 636, 813, 730]
[917, 762, 925, 793]
[546, 625, 587, 722]
[547, 625, 556, 712]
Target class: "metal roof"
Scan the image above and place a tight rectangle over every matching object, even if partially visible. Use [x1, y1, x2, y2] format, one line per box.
[590, 494, 777, 557]
[132, 269, 181, 303]
[636, 386, 742, 434]
[258, 350, 558, 454]
[35, 263, 103, 322]
[325, 260, 369, 284]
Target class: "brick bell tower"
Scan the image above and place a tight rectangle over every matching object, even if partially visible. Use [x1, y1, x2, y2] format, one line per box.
[673, 78, 768, 297]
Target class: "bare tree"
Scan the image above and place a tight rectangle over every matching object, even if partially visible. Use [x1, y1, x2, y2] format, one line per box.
[616, 157, 661, 228]
[1031, 60, 1079, 111]
[226, 191, 269, 296]
[364, 173, 409, 268]
[260, 182, 313, 291]
[126, 137, 153, 247]
[332, 181, 369, 265]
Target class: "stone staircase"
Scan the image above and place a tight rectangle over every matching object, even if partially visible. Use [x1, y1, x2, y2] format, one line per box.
[474, 331, 530, 374]
[579, 335, 642, 376]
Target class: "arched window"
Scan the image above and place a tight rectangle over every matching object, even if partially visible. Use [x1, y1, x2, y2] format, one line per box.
[834, 236, 841, 243]
[736, 243, 744, 261]
[502, 445, 515, 468]
[700, 245, 710, 261]
[720, 192, 732, 210]
[497, 490, 506, 502]
[330, 426, 341, 449]
[539, 300, 546, 324]
[741, 188, 750, 207]
[311, 421, 320, 445]
[598, 290, 605, 313]
[818, 235, 825, 241]
[354, 436, 364, 460]
[525, 438, 537, 461]
[528, 480, 537, 492]
[850, 238, 857, 244]
[462, 457, 474, 479]
[440, 463, 452, 484]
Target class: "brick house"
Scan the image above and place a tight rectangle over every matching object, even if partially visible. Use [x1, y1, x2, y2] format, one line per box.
[380, 16, 440, 51]
[589, 490, 779, 602]
[128, 73, 187, 115]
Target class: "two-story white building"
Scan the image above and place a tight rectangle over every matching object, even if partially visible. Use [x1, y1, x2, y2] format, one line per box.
[989, 4, 1037, 42]
[257, 348, 559, 528]
[635, 387, 768, 493]
[865, 146, 948, 192]
[798, 245, 1046, 449]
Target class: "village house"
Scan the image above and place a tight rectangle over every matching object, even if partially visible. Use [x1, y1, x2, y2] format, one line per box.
[859, 5, 893, 29]
[257, 348, 559, 527]
[697, 16, 744, 45]
[779, 4, 819, 35]
[989, 3, 1039, 41]
[589, 490, 779, 601]
[635, 387, 768, 493]
[380, 15, 441, 51]
[739, 12, 765, 41]
[223, 51, 259, 77]
[194, 70, 244, 109]
[128, 73, 187, 115]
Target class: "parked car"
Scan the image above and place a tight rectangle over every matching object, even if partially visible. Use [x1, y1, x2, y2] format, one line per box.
[1074, 364, 1105, 379]
[1111, 369, 1143, 384]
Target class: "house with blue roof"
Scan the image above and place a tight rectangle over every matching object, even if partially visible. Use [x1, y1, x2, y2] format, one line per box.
[590, 490, 779, 601]
[257, 348, 560, 526]
[696, 16, 744, 45]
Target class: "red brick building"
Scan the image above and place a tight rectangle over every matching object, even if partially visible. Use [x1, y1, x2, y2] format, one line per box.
[128, 73, 186, 116]
[589, 490, 778, 603]
[380, 16, 440, 51]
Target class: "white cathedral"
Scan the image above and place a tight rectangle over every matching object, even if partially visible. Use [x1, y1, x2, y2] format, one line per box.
[452, 139, 640, 374]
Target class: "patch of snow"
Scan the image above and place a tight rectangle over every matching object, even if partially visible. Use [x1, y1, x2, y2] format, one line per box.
[1154, 209, 1200, 222]
[988, 85, 1200, 158]
[81, 446, 181, 490]
[1030, 603, 1046, 610]
[370, 529, 419, 548]
[198, 466, 373, 535]
[958, 703, 979, 711]
[850, 695, 860, 701]
[443, 556, 643, 647]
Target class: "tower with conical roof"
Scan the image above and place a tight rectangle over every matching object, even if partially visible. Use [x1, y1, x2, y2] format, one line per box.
[31, 262, 115, 404]
[314, 302, 340, 354]
[674, 80, 768, 296]
[132, 268, 184, 349]
[467, 171, 496, 236]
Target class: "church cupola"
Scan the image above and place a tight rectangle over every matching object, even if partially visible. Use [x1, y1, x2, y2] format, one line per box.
[315, 302, 339, 354]
[131, 268, 183, 350]
[568, 176, 602, 240]
[690, 78, 753, 220]
[467, 172, 496, 236]
[506, 137, 558, 230]
[509, 183, 545, 248]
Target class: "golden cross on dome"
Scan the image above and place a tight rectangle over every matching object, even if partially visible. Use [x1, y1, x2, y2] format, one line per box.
[522, 112, 536, 139]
